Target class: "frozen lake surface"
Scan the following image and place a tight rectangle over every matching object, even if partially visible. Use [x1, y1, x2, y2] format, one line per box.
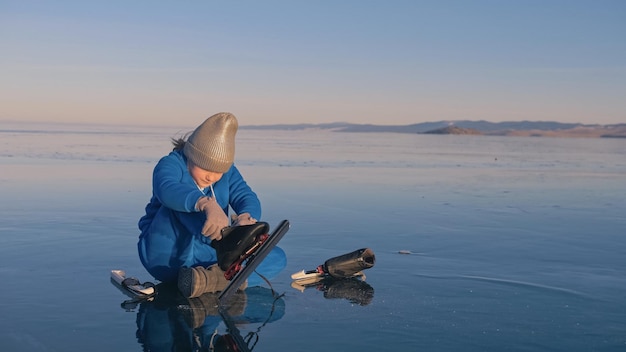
[1, 122, 625, 351]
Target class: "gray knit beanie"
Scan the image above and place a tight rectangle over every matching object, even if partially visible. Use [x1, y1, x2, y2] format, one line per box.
[184, 112, 238, 173]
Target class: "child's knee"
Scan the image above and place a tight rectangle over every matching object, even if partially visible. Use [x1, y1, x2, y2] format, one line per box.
[147, 265, 178, 283]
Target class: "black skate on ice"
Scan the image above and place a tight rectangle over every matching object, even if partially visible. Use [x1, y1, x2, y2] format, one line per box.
[291, 248, 376, 285]
[212, 222, 271, 280]
[218, 220, 290, 306]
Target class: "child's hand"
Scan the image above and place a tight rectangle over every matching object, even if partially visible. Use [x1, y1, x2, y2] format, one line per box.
[231, 213, 257, 226]
[196, 197, 229, 240]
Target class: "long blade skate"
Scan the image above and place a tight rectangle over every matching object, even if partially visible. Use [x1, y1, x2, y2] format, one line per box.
[291, 248, 375, 286]
[218, 220, 290, 306]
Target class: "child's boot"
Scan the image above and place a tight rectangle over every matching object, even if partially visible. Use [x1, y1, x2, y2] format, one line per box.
[177, 264, 248, 298]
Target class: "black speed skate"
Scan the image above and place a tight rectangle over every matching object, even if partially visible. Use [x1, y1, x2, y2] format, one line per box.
[291, 248, 376, 285]
[212, 222, 271, 280]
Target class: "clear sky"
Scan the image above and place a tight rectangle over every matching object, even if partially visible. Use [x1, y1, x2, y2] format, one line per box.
[1, 0, 625, 127]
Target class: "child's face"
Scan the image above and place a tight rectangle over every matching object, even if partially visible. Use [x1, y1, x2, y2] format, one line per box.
[188, 162, 223, 189]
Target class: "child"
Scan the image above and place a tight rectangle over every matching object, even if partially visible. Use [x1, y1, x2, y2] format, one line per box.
[137, 112, 286, 298]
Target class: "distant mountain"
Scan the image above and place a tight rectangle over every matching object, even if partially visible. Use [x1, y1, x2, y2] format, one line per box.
[423, 125, 482, 135]
[240, 122, 353, 131]
[241, 120, 626, 138]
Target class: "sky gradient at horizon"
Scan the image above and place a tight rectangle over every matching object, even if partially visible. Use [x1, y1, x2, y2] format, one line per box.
[1, 0, 625, 127]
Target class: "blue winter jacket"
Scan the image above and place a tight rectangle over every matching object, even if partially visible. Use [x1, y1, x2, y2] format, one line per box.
[138, 149, 261, 235]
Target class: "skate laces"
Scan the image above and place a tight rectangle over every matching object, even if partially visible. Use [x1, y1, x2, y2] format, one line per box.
[242, 272, 285, 351]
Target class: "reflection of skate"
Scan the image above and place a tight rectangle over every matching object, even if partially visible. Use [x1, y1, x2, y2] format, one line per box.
[321, 278, 375, 306]
[291, 248, 375, 284]
[293, 277, 375, 306]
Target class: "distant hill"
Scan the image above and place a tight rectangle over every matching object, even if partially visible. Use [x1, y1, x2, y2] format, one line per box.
[423, 125, 482, 135]
[241, 120, 626, 138]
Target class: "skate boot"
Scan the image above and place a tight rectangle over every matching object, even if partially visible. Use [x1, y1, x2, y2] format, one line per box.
[212, 222, 271, 277]
[324, 248, 376, 278]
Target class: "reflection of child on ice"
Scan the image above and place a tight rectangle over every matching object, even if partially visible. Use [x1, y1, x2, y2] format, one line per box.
[135, 284, 286, 352]
[137, 112, 286, 297]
